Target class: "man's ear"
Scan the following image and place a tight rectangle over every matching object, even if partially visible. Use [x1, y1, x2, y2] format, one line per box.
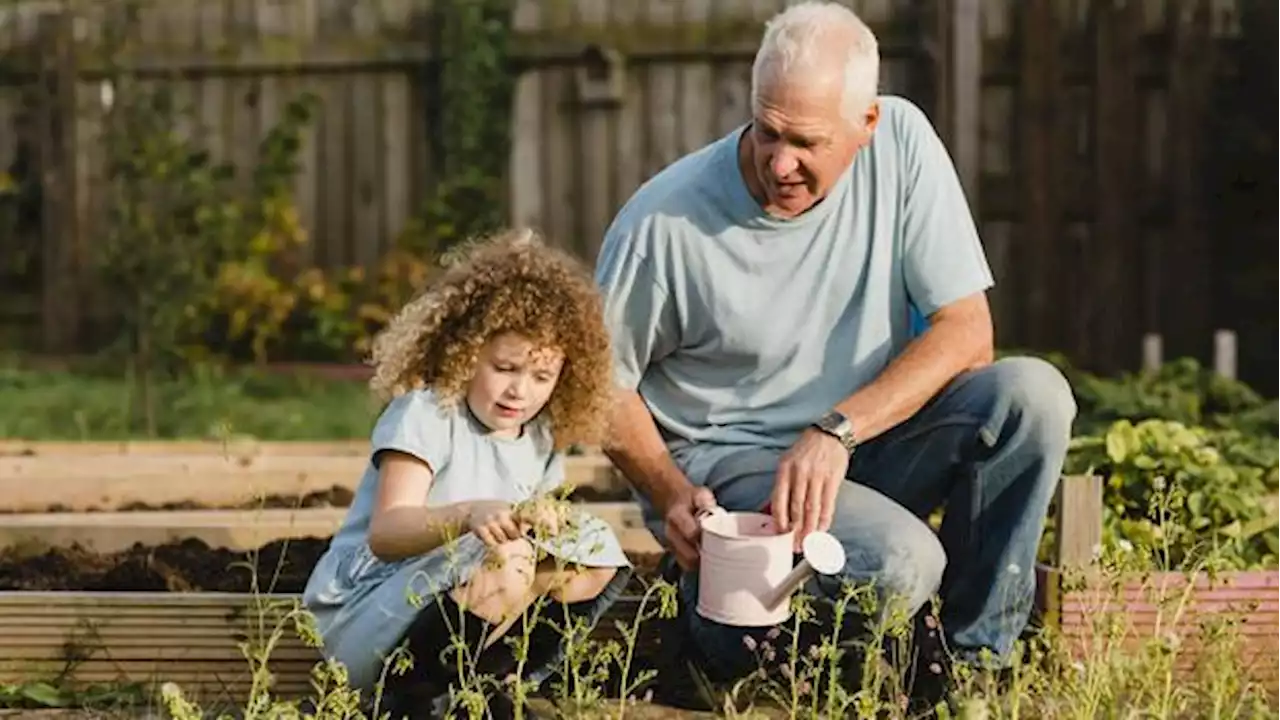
[862, 100, 881, 135]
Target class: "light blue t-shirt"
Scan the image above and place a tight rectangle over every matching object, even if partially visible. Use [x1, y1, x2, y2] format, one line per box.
[595, 95, 992, 455]
[322, 389, 630, 568]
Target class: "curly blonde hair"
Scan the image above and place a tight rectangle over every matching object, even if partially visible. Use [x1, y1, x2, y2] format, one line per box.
[368, 228, 614, 450]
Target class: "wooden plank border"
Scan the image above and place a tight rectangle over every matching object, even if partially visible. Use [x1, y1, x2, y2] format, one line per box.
[0, 591, 660, 702]
[0, 452, 628, 513]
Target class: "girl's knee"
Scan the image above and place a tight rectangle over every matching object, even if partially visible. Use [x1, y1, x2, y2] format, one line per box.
[543, 565, 618, 604]
[452, 539, 538, 622]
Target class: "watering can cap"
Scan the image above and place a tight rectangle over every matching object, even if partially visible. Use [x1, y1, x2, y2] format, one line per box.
[802, 532, 846, 575]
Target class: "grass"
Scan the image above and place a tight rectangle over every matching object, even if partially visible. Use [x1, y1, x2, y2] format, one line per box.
[0, 354, 377, 441]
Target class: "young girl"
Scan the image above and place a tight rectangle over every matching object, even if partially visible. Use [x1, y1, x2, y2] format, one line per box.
[303, 229, 632, 720]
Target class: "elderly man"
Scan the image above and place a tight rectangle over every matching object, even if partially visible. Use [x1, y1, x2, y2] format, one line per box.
[594, 0, 1075, 707]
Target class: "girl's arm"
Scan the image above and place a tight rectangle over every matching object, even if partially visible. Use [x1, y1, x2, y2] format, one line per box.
[366, 450, 512, 561]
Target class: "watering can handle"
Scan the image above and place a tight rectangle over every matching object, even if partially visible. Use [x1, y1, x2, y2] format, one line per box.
[695, 505, 726, 521]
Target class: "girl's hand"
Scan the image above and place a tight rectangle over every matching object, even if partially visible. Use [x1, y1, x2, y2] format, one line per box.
[514, 497, 569, 539]
[466, 501, 523, 547]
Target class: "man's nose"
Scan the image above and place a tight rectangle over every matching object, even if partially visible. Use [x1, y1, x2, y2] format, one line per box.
[770, 148, 799, 179]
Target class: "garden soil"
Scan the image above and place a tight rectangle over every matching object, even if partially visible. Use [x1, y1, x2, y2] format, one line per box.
[0, 538, 663, 593]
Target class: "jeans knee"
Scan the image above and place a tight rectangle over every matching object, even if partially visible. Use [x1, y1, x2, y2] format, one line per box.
[985, 357, 1077, 451]
[878, 529, 947, 614]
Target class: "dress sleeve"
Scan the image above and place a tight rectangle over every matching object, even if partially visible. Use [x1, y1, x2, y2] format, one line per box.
[368, 390, 454, 475]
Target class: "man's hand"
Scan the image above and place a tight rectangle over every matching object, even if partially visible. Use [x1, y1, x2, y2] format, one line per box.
[771, 429, 849, 550]
[661, 485, 719, 572]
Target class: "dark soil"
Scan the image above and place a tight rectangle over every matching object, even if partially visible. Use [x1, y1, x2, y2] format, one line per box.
[0, 538, 664, 594]
[115, 485, 357, 512]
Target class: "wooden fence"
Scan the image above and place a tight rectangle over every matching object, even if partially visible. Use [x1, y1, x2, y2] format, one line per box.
[0, 0, 1271, 389]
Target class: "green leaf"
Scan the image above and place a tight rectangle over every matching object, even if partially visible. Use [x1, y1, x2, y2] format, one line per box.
[1187, 491, 1205, 516]
[1106, 421, 1139, 464]
[19, 682, 66, 708]
[1133, 454, 1158, 470]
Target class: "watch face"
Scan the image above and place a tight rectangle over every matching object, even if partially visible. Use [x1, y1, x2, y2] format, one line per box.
[819, 411, 856, 450]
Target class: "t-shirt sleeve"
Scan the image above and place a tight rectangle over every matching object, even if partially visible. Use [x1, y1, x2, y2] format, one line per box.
[594, 222, 679, 390]
[896, 100, 995, 317]
[368, 390, 453, 474]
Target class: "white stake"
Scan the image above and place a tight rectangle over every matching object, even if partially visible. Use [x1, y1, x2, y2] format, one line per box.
[1213, 330, 1238, 380]
[1142, 333, 1163, 372]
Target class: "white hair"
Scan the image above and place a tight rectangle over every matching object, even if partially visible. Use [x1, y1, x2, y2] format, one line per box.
[751, 1, 880, 127]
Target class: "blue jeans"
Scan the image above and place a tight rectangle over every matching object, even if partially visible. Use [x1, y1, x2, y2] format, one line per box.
[654, 357, 1076, 681]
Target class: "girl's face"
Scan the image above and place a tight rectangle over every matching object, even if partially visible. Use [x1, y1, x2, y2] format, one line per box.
[466, 331, 565, 438]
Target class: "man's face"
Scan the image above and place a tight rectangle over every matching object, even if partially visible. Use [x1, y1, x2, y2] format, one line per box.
[743, 76, 879, 219]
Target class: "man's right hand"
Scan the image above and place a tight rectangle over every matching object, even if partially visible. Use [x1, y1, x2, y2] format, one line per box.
[662, 485, 718, 572]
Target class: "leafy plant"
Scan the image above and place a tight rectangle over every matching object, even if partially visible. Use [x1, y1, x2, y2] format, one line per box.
[1067, 418, 1278, 570]
[0, 680, 147, 710]
[1053, 357, 1279, 571]
[409, 0, 515, 254]
[199, 93, 321, 365]
[95, 77, 245, 435]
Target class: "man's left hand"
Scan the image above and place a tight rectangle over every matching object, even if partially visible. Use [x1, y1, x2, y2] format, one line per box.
[771, 428, 849, 550]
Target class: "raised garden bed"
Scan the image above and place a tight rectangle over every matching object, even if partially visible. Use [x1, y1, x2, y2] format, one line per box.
[0, 442, 660, 703]
[1040, 476, 1279, 688]
[0, 534, 667, 702]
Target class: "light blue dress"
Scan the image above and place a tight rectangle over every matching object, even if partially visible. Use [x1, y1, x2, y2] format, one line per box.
[302, 389, 633, 692]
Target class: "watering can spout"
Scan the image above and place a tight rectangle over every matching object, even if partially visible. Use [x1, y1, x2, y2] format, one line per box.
[764, 532, 846, 611]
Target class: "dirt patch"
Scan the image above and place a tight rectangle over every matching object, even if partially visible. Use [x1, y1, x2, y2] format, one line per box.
[116, 485, 358, 512]
[0, 538, 664, 594]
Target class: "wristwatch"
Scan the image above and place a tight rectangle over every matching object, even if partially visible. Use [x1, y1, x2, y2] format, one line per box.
[813, 409, 858, 453]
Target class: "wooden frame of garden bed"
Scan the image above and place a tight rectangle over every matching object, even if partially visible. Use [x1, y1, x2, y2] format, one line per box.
[0, 446, 627, 513]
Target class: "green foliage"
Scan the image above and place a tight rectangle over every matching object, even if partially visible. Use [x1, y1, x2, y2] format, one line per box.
[1067, 419, 1278, 570]
[92, 81, 328, 428]
[137, 0, 517, 367]
[0, 680, 146, 710]
[1061, 358, 1279, 570]
[94, 78, 239, 433]
[1068, 357, 1276, 437]
[400, 0, 515, 257]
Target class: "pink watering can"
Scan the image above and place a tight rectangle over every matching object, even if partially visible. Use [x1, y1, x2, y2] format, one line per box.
[694, 505, 846, 627]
